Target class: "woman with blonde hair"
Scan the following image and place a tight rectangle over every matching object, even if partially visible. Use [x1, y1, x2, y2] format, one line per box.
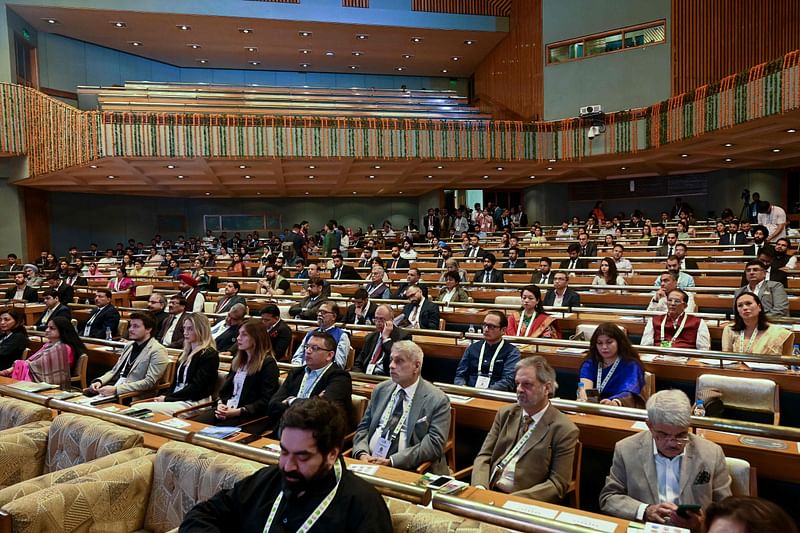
[136, 313, 219, 415]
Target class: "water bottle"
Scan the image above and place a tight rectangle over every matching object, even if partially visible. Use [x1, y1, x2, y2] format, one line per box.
[467, 324, 476, 345]
[792, 344, 800, 372]
[576, 382, 586, 402]
[105, 326, 113, 341]
[693, 399, 706, 417]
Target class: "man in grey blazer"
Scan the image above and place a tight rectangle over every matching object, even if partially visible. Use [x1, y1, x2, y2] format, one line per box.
[733, 260, 789, 319]
[85, 311, 169, 400]
[600, 389, 731, 530]
[352, 340, 451, 475]
[471, 356, 578, 502]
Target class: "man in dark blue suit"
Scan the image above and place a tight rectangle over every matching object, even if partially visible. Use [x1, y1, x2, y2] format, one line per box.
[78, 288, 121, 339]
[543, 271, 581, 308]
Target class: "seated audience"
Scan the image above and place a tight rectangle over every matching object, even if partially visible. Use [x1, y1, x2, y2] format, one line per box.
[180, 397, 392, 532]
[210, 303, 246, 352]
[648, 271, 697, 313]
[531, 257, 554, 285]
[136, 313, 220, 415]
[591, 257, 626, 293]
[473, 253, 504, 284]
[393, 268, 428, 299]
[107, 265, 135, 294]
[437, 271, 470, 307]
[559, 243, 588, 273]
[288, 276, 326, 319]
[454, 310, 520, 391]
[290, 301, 350, 368]
[641, 289, 710, 350]
[722, 292, 793, 356]
[257, 264, 292, 296]
[4, 271, 38, 303]
[437, 259, 467, 286]
[400, 285, 440, 330]
[600, 390, 731, 529]
[363, 266, 390, 299]
[215, 281, 246, 313]
[543, 271, 581, 307]
[260, 304, 292, 361]
[353, 340, 451, 474]
[506, 285, 560, 339]
[343, 288, 377, 325]
[178, 273, 205, 312]
[85, 311, 169, 400]
[353, 304, 410, 376]
[78, 289, 121, 340]
[34, 288, 72, 331]
[157, 295, 189, 349]
[578, 322, 645, 407]
[471, 356, 579, 502]
[705, 496, 798, 533]
[654, 255, 695, 288]
[733, 260, 789, 319]
[23, 263, 44, 288]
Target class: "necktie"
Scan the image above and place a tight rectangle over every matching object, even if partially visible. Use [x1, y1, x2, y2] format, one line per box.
[518, 414, 533, 440]
[484, 270, 490, 283]
[369, 339, 383, 367]
[543, 273, 549, 284]
[392, 259, 398, 269]
[383, 389, 407, 456]
[755, 245, 760, 255]
[335, 269, 341, 279]
[668, 247, 674, 256]
[569, 260, 576, 270]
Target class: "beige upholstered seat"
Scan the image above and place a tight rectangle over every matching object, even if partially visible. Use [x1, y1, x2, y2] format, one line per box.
[0, 397, 52, 430]
[385, 496, 512, 532]
[493, 295, 518, 306]
[726, 457, 756, 496]
[575, 323, 626, 340]
[0, 421, 51, 489]
[696, 374, 780, 424]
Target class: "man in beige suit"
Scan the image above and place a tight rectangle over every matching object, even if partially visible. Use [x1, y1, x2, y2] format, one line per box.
[471, 356, 579, 502]
[600, 389, 731, 529]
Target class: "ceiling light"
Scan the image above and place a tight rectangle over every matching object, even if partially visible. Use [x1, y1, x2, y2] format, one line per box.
[305, 191, 309, 195]
[548, 159, 557, 163]
[205, 192, 210, 195]
[787, 128, 797, 133]
[176, 175, 186, 180]
[44, 18, 58, 25]
[238, 164, 248, 169]
[356, 34, 369, 40]
[399, 191, 404, 194]
[352, 51, 363, 56]
[299, 31, 312, 37]
[308, 165, 316, 169]
[188, 44, 201, 49]
[464, 39, 476, 45]
[546, 167, 553, 170]
[300, 63, 311, 68]
[374, 165, 381, 169]
[348, 65, 359, 70]
[129, 41, 143, 47]
[244, 175, 252, 179]
[257, 192, 262, 195]
[724, 158, 734, 162]
[324, 51, 335, 57]
[299, 50, 311, 56]
[482, 175, 489, 179]
[395, 67, 406, 71]
[89, 165, 98, 169]
[680, 154, 689, 157]
[111, 21, 126, 28]
[249, 61, 260, 66]
[723, 142, 734, 147]
[451, 56, 461, 61]
[436, 165, 443, 169]
[107, 175, 116, 179]
[166, 164, 176, 169]
[496, 166, 504, 171]
[529, 175, 536, 179]
[772, 148, 781, 153]
[307, 175, 315, 179]
[426, 175, 433, 179]
[239, 28, 253, 34]
[368, 175, 375, 179]
[411, 37, 423, 43]
[441, 69, 448, 73]
[177, 24, 191, 31]
[402, 54, 413, 60]
[245, 46, 257, 52]
[352, 191, 357, 195]
[197, 59, 208, 64]
[620, 166, 627, 170]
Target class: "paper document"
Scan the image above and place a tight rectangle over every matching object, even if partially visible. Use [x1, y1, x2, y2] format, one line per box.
[446, 394, 473, 404]
[501, 500, 558, 519]
[745, 362, 788, 372]
[555, 511, 618, 532]
[159, 418, 191, 429]
[348, 464, 380, 475]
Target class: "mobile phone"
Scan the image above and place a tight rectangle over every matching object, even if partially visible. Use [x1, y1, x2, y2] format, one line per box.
[585, 388, 600, 403]
[676, 503, 701, 517]
[427, 475, 453, 488]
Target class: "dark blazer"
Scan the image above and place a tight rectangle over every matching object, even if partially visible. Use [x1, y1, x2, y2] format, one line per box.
[217, 356, 280, 420]
[743, 243, 775, 257]
[34, 304, 72, 331]
[465, 246, 485, 260]
[718, 232, 747, 248]
[558, 258, 588, 271]
[79, 304, 121, 340]
[386, 257, 410, 270]
[267, 319, 293, 361]
[578, 243, 597, 257]
[215, 324, 241, 352]
[354, 326, 411, 375]
[164, 347, 220, 402]
[157, 312, 190, 349]
[268, 364, 353, 426]
[288, 295, 326, 320]
[4, 285, 38, 303]
[344, 302, 378, 325]
[329, 265, 362, 281]
[544, 288, 581, 308]
[473, 269, 505, 284]
[53, 282, 74, 305]
[531, 271, 555, 285]
[656, 244, 680, 258]
[647, 236, 667, 248]
[422, 215, 440, 236]
[401, 298, 440, 330]
[740, 267, 789, 288]
[64, 275, 88, 287]
[393, 282, 428, 299]
[215, 294, 247, 314]
[503, 259, 526, 269]
[0, 330, 27, 369]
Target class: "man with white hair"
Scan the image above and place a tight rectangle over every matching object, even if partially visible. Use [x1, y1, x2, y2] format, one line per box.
[352, 340, 451, 474]
[600, 389, 731, 529]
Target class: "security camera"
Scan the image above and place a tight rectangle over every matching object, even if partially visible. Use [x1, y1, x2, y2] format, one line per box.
[587, 125, 601, 139]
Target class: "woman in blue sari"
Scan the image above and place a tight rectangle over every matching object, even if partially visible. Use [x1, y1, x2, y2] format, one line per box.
[578, 322, 645, 407]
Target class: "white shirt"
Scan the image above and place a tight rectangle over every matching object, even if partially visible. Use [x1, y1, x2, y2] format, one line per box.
[555, 229, 573, 241]
[641, 315, 710, 351]
[162, 312, 184, 344]
[647, 293, 697, 313]
[369, 378, 420, 459]
[495, 402, 549, 492]
[758, 205, 787, 240]
[615, 258, 634, 276]
[636, 442, 684, 520]
[553, 289, 566, 307]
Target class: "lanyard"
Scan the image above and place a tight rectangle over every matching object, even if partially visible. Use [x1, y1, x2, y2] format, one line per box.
[660, 312, 689, 343]
[298, 363, 332, 399]
[231, 368, 248, 401]
[516, 312, 536, 337]
[177, 351, 196, 387]
[738, 328, 760, 353]
[378, 387, 412, 441]
[494, 415, 536, 476]
[596, 357, 621, 394]
[478, 340, 505, 377]
[262, 459, 343, 533]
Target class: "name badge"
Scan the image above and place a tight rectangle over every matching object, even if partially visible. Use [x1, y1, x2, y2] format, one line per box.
[475, 375, 491, 389]
[660, 340, 672, 348]
[366, 363, 377, 375]
[373, 437, 392, 459]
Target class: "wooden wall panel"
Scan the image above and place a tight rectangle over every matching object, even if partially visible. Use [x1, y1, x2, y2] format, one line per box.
[672, 0, 800, 95]
[412, 0, 511, 17]
[472, 0, 543, 120]
[22, 188, 50, 261]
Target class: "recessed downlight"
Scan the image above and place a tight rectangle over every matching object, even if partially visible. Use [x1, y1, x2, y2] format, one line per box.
[44, 18, 58, 25]
[723, 142, 734, 147]
[411, 37, 423, 43]
[787, 128, 797, 133]
[324, 51, 335, 57]
[368, 175, 375, 179]
[348, 65, 359, 70]
[451, 56, 461, 61]
[111, 21, 126, 28]
[106, 175, 116, 179]
[205, 192, 210, 195]
[89, 165, 98, 169]
[244, 175, 252, 179]
[307, 175, 315, 179]
[356, 34, 369, 40]
[546, 167, 553, 170]
[239, 28, 254, 34]
[402, 54, 413, 60]
[299, 31, 312, 37]
[772, 148, 782, 153]
[177, 175, 185, 179]
[177, 24, 191, 31]
[249, 61, 260, 66]
[724, 157, 734, 162]
[166, 164, 176, 169]
[352, 51, 363, 56]
[300, 63, 311, 68]
[308, 165, 316, 169]
[496, 166, 504, 171]
[680, 154, 689, 158]
[464, 39, 476, 45]
[187, 44, 201, 49]
[197, 59, 208, 64]
[441, 69, 448, 73]
[129, 41, 143, 47]
[395, 67, 406, 71]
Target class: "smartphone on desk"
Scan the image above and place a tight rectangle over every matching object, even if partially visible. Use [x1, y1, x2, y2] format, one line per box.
[676, 503, 701, 518]
[585, 388, 599, 403]
[427, 475, 453, 488]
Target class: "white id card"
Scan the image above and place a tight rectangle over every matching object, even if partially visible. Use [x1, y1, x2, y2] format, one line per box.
[373, 437, 392, 459]
[366, 363, 377, 375]
[475, 375, 491, 389]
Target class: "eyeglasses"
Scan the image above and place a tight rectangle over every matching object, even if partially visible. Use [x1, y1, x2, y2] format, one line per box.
[481, 323, 501, 330]
[304, 344, 331, 353]
[652, 430, 690, 444]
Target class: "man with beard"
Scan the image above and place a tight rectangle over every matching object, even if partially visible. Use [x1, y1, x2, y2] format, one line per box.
[290, 301, 350, 368]
[181, 397, 391, 532]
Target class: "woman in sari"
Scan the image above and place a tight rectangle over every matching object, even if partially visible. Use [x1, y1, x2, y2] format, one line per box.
[505, 285, 560, 339]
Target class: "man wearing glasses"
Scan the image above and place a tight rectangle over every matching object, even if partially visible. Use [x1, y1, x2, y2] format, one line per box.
[453, 311, 520, 391]
[290, 302, 350, 368]
[353, 304, 410, 376]
[600, 389, 731, 529]
[640, 289, 709, 350]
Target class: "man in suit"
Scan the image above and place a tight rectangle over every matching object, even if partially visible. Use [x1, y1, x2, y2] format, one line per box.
[719, 220, 747, 249]
[85, 311, 169, 400]
[289, 277, 327, 320]
[354, 304, 411, 376]
[329, 255, 361, 281]
[386, 245, 410, 271]
[3, 253, 23, 274]
[454, 311, 520, 391]
[146, 293, 169, 332]
[734, 260, 789, 319]
[577, 233, 597, 258]
[260, 304, 292, 361]
[79, 288, 121, 339]
[211, 303, 246, 352]
[465, 234, 485, 262]
[543, 271, 581, 308]
[290, 301, 350, 369]
[215, 281, 247, 314]
[401, 286, 440, 330]
[656, 230, 680, 258]
[503, 247, 524, 269]
[673, 243, 699, 272]
[531, 257, 554, 285]
[738, 249, 788, 288]
[268, 331, 353, 428]
[353, 340, 451, 475]
[45, 273, 74, 305]
[743, 225, 774, 257]
[34, 288, 72, 331]
[435, 246, 453, 269]
[772, 237, 797, 270]
[559, 244, 588, 274]
[157, 295, 189, 349]
[473, 253, 505, 284]
[64, 264, 88, 287]
[472, 356, 579, 502]
[422, 208, 440, 238]
[393, 268, 428, 299]
[4, 271, 38, 303]
[343, 288, 377, 326]
[600, 390, 731, 529]
[648, 223, 667, 248]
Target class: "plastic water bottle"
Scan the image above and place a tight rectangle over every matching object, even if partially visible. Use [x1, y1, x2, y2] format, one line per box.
[105, 327, 113, 341]
[576, 382, 586, 402]
[467, 324, 476, 345]
[693, 399, 706, 417]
